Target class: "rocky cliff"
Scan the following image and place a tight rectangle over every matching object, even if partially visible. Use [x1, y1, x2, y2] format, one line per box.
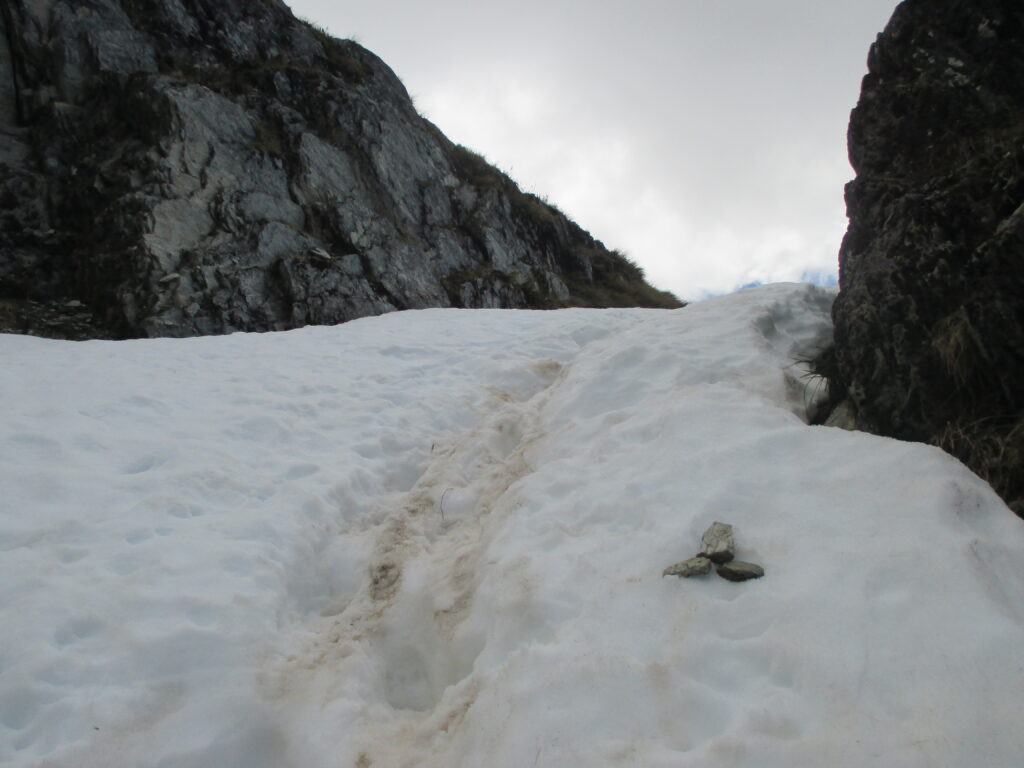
[0, 0, 680, 340]
[831, 0, 1024, 515]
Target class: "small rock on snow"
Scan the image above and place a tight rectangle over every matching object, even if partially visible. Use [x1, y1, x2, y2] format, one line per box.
[716, 560, 765, 582]
[663, 556, 712, 578]
[700, 521, 735, 563]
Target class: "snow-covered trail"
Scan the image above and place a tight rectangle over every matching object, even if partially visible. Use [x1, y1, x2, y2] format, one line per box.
[264, 345, 569, 763]
[1, 299, 660, 767]
[263, 284, 839, 767]
[2, 284, 1023, 768]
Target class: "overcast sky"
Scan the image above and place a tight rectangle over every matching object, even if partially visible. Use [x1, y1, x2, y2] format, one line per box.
[287, 0, 899, 301]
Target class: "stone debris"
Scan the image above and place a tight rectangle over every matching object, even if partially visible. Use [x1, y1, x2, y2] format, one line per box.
[0, 299, 113, 341]
[699, 521, 735, 564]
[716, 561, 765, 582]
[664, 521, 764, 582]
[662, 556, 711, 578]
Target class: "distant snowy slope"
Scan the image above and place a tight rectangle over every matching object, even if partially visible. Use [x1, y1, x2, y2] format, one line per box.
[2, 284, 1022, 768]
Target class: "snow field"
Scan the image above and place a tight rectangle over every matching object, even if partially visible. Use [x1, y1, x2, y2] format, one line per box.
[2, 283, 1023, 767]
[0, 304, 647, 766]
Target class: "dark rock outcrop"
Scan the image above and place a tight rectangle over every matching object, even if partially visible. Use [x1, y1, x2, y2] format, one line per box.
[0, 0, 680, 340]
[832, 0, 1024, 515]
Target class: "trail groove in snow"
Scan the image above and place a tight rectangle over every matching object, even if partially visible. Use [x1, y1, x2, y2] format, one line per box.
[263, 355, 569, 760]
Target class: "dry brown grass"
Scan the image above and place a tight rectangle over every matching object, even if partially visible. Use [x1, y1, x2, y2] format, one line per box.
[931, 306, 985, 390]
[934, 415, 1024, 517]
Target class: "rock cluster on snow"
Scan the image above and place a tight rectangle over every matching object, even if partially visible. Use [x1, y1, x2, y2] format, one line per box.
[830, 0, 1024, 515]
[0, 0, 680, 339]
[663, 521, 765, 582]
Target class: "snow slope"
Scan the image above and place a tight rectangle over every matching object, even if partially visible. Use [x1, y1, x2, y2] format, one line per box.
[2, 283, 1022, 767]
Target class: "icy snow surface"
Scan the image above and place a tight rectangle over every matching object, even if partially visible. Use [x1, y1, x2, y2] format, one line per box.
[2, 283, 1023, 767]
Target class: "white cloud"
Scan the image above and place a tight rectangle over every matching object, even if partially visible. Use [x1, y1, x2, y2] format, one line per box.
[288, 0, 899, 300]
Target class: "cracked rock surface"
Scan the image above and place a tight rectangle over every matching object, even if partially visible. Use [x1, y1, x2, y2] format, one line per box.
[0, 0, 680, 339]
[831, 0, 1024, 514]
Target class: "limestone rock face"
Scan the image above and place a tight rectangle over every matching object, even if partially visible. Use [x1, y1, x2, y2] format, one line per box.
[832, 0, 1024, 513]
[0, 0, 680, 339]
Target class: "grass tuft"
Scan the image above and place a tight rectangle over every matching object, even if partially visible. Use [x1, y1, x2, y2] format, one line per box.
[935, 415, 1024, 517]
[931, 306, 984, 390]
